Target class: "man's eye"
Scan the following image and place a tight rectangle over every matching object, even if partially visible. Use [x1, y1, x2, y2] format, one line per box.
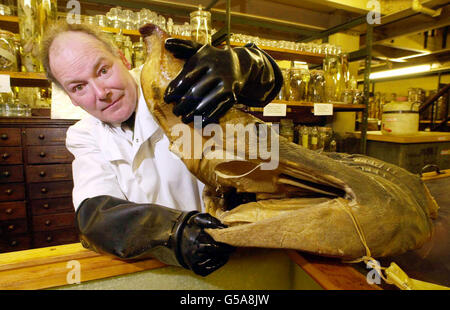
[100, 67, 108, 75]
[74, 85, 83, 92]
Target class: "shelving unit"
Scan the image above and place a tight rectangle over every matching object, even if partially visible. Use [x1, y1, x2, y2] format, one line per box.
[0, 5, 368, 149]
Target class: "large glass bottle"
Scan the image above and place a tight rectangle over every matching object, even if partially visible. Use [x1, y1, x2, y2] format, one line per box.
[323, 55, 339, 102]
[0, 30, 18, 71]
[18, 0, 40, 72]
[190, 5, 211, 45]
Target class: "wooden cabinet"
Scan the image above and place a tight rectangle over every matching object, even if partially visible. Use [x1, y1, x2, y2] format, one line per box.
[0, 118, 78, 253]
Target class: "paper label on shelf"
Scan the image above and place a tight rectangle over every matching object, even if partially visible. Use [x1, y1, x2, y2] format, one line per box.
[0, 74, 11, 93]
[313, 103, 333, 116]
[263, 103, 286, 117]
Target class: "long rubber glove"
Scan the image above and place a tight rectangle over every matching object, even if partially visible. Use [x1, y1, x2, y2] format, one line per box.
[75, 195, 235, 276]
[164, 38, 283, 126]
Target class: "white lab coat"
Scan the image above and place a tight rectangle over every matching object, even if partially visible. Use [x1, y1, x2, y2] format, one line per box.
[65, 68, 205, 212]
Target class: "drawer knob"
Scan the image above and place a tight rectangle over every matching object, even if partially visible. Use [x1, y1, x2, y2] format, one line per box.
[2, 170, 10, 177]
[1, 133, 8, 140]
[2, 153, 9, 159]
[7, 224, 15, 231]
[41, 187, 48, 193]
[38, 134, 45, 140]
[46, 235, 53, 242]
[42, 203, 49, 209]
[5, 189, 13, 195]
[45, 219, 52, 226]
[39, 152, 46, 157]
[9, 240, 18, 247]
[5, 208, 13, 215]
[39, 171, 46, 177]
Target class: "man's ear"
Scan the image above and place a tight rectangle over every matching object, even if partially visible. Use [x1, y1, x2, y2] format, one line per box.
[117, 49, 131, 70]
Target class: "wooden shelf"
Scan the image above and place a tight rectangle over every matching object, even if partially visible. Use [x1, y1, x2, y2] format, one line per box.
[249, 100, 365, 112]
[0, 15, 19, 33]
[0, 71, 50, 87]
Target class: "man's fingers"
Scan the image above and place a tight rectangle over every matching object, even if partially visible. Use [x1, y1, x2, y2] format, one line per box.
[172, 76, 220, 117]
[164, 65, 208, 104]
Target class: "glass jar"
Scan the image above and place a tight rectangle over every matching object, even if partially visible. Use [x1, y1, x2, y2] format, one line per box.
[122, 9, 134, 30]
[132, 37, 146, 68]
[166, 17, 174, 35]
[122, 36, 133, 68]
[310, 126, 319, 150]
[280, 118, 294, 142]
[18, 0, 42, 72]
[323, 55, 339, 102]
[0, 30, 18, 71]
[0, 4, 12, 16]
[108, 7, 121, 28]
[318, 127, 332, 151]
[342, 89, 354, 105]
[299, 125, 309, 149]
[288, 68, 309, 101]
[353, 90, 363, 105]
[190, 6, 211, 45]
[276, 68, 289, 100]
[113, 32, 124, 51]
[95, 15, 108, 27]
[308, 70, 326, 103]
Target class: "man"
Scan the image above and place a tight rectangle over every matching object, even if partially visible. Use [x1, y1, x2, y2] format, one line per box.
[41, 21, 282, 276]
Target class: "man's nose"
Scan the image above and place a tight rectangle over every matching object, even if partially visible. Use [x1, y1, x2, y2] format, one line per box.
[91, 79, 110, 100]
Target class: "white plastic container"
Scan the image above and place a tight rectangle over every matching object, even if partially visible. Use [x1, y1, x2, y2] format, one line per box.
[381, 101, 419, 135]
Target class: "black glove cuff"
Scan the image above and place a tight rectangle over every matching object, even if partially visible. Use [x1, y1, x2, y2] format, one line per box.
[171, 210, 199, 270]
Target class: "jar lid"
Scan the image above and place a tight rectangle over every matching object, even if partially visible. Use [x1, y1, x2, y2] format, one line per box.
[190, 5, 211, 18]
[383, 101, 419, 112]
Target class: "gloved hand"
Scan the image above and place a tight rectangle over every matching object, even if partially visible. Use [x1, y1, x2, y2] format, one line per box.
[76, 195, 234, 277]
[177, 212, 235, 276]
[164, 38, 283, 126]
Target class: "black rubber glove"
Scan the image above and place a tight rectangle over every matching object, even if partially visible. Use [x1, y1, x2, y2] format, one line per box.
[75, 195, 234, 277]
[164, 38, 283, 126]
[178, 213, 234, 276]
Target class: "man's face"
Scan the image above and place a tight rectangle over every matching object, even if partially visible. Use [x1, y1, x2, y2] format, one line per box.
[49, 31, 137, 125]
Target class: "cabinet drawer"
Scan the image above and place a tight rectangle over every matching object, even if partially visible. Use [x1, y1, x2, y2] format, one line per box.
[0, 218, 28, 235]
[30, 197, 74, 216]
[0, 165, 24, 183]
[25, 128, 68, 146]
[0, 235, 31, 252]
[0, 147, 23, 164]
[26, 164, 73, 183]
[0, 201, 26, 221]
[28, 181, 73, 200]
[0, 183, 25, 201]
[27, 146, 74, 164]
[0, 128, 21, 146]
[33, 228, 78, 248]
[32, 212, 75, 232]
